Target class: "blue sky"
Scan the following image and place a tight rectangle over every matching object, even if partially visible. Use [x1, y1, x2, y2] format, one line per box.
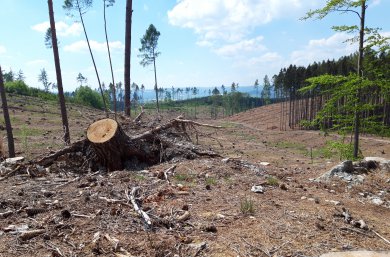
[0, 0, 389, 92]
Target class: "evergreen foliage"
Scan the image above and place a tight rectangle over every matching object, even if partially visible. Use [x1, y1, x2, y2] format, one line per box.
[74, 85, 104, 109]
[139, 24, 161, 112]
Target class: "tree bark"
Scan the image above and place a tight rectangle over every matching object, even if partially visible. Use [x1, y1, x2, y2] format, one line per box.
[153, 54, 160, 112]
[353, 1, 366, 158]
[124, 0, 132, 116]
[0, 66, 15, 157]
[87, 119, 127, 171]
[48, 0, 70, 145]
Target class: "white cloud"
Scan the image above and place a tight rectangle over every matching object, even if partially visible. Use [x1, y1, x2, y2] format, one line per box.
[26, 59, 48, 66]
[64, 40, 125, 53]
[290, 32, 356, 66]
[168, 0, 319, 42]
[248, 52, 283, 66]
[0, 45, 6, 54]
[214, 36, 266, 57]
[31, 21, 82, 37]
[196, 40, 213, 47]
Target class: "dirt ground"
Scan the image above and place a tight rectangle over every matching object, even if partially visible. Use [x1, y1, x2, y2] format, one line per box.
[0, 98, 389, 257]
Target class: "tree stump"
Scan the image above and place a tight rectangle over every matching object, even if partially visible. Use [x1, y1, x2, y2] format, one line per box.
[32, 117, 221, 172]
[86, 118, 162, 171]
[87, 118, 128, 171]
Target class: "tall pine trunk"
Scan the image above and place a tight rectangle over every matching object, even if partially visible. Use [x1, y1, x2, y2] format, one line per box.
[76, 0, 107, 117]
[48, 0, 70, 145]
[153, 53, 160, 112]
[0, 66, 15, 157]
[124, 0, 132, 116]
[104, 0, 116, 119]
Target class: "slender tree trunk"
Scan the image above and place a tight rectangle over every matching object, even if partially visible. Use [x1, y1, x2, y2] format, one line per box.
[124, 0, 132, 116]
[104, 0, 116, 120]
[353, 1, 366, 158]
[0, 66, 15, 157]
[76, 0, 107, 117]
[48, 0, 70, 145]
[153, 53, 160, 112]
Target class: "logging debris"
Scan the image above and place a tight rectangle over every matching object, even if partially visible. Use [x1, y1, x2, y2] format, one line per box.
[0, 115, 222, 178]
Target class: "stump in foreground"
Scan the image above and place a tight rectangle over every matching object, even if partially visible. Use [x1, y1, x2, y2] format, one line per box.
[37, 116, 221, 172]
[87, 118, 127, 171]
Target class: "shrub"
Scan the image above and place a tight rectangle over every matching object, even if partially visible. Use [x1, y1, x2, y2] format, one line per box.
[74, 85, 104, 109]
[5, 81, 30, 95]
[266, 176, 280, 186]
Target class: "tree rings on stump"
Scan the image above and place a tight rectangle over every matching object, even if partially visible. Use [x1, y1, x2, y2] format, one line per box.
[87, 118, 118, 143]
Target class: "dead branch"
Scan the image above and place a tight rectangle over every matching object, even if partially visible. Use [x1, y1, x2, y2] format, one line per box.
[340, 227, 372, 237]
[174, 117, 222, 129]
[71, 213, 94, 219]
[104, 234, 133, 255]
[126, 188, 152, 226]
[19, 229, 45, 241]
[55, 176, 80, 189]
[163, 165, 176, 184]
[104, 234, 120, 252]
[99, 197, 132, 207]
[0, 165, 22, 181]
[133, 106, 144, 123]
[133, 116, 221, 141]
[372, 230, 390, 245]
[0, 210, 13, 218]
[241, 237, 271, 257]
[177, 211, 190, 222]
[36, 139, 86, 167]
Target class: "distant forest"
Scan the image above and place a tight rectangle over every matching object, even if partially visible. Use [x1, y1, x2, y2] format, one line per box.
[272, 50, 390, 136]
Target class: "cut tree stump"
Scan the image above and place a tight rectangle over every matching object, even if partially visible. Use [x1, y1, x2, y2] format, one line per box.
[32, 116, 221, 173]
[86, 118, 220, 171]
[87, 118, 161, 171]
[87, 119, 127, 171]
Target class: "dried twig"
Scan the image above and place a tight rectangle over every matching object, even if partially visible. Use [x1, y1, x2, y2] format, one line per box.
[55, 176, 80, 189]
[372, 230, 390, 245]
[174, 117, 222, 129]
[126, 188, 152, 226]
[19, 229, 45, 241]
[0, 165, 22, 181]
[241, 237, 271, 257]
[36, 139, 86, 167]
[133, 107, 144, 123]
[0, 210, 13, 218]
[163, 165, 176, 184]
[340, 227, 372, 237]
[71, 213, 94, 219]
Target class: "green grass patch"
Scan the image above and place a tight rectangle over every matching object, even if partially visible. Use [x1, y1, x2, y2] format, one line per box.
[13, 126, 44, 137]
[129, 174, 146, 181]
[219, 122, 241, 129]
[240, 196, 255, 215]
[205, 177, 217, 186]
[174, 173, 195, 183]
[272, 141, 308, 155]
[266, 176, 280, 186]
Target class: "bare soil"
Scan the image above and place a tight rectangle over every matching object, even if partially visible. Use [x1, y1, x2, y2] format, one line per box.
[0, 97, 389, 257]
